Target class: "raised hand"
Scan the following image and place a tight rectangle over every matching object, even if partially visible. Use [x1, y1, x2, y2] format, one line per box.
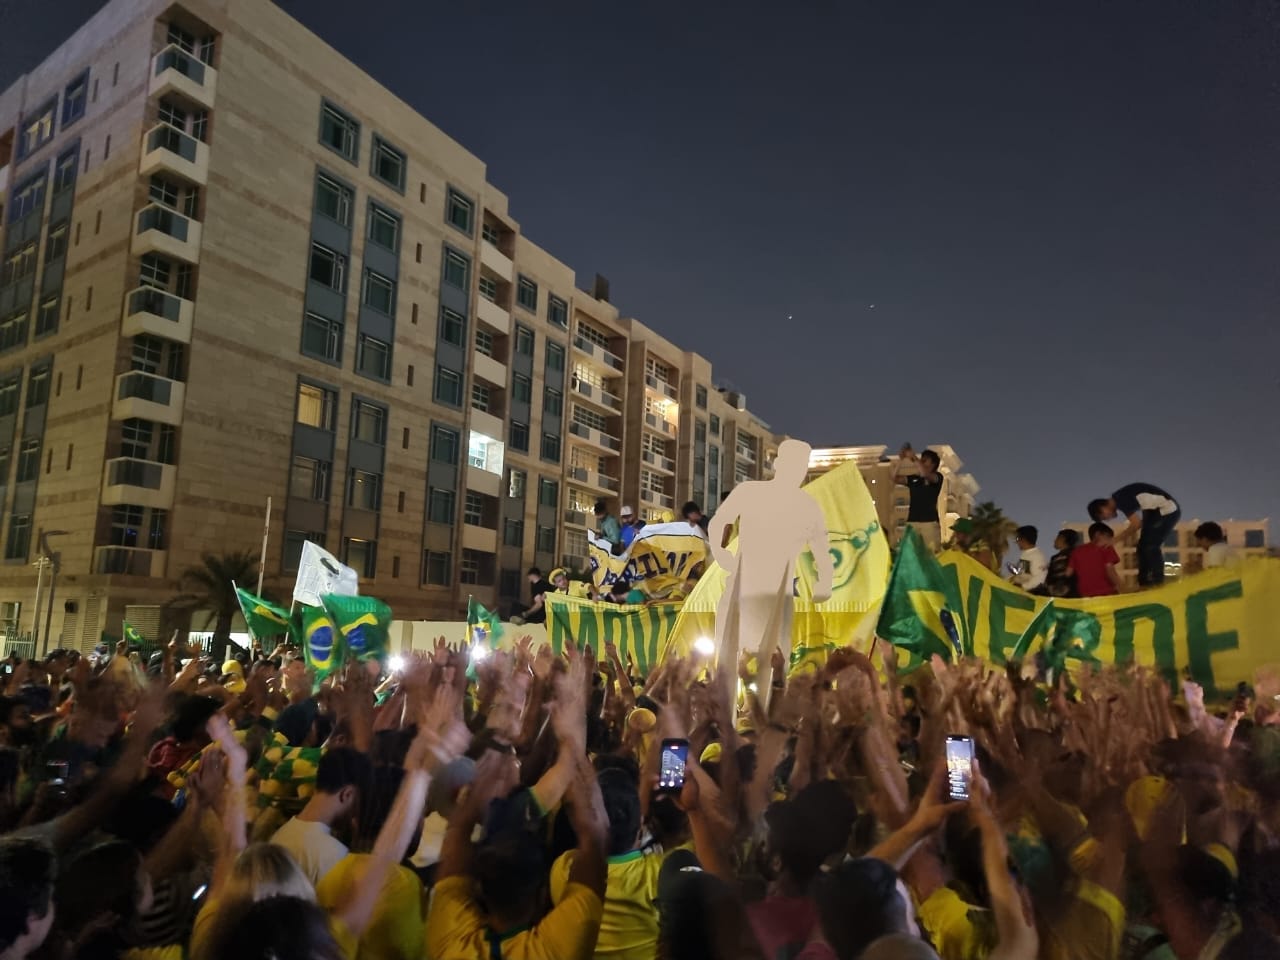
[552, 649, 589, 756]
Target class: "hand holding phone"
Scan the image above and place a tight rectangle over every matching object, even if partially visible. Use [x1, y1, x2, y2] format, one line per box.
[657, 738, 689, 793]
[945, 735, 975, 801]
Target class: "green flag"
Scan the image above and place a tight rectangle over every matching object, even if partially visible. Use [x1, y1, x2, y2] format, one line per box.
[467, 596, 503, 649]
[320, 594, 391, 661]
[235, 587, 291, 641]
[1010, 599, 1055, 662]
[300, 604, 342, 679]
[876, 527, 964, 666]
[123, 622, 145, 647]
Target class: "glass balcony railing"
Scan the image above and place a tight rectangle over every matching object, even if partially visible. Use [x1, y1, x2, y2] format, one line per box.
[146, 122, 199, 163]
[107, 458, 164, 489]
[127, 287, 183, 322]
[137, 204, 191, 242]
[117, 371, 173, 405]
[155, 44, 207, 84]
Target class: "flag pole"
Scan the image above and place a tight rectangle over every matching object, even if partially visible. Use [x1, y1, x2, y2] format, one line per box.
[256, 497, 272, 597]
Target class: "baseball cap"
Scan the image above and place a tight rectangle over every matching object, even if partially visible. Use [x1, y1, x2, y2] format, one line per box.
[953, 518, 975, 534]
[621, 505, 635, 517]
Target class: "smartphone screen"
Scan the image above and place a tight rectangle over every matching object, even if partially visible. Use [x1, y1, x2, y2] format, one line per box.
[658, 738, 689, 792]
[945, 735, 974, 801]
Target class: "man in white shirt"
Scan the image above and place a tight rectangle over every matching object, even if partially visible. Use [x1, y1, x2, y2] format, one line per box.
[1195, 521, 1239, 570]
[270, 746, 370, 885]
[1009, 525, 1048, 591]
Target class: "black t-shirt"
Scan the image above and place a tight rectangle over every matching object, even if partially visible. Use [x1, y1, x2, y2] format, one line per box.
[905, 474, 943, 523]
[530, 578, 553, 602]
[1112, 483, 1177, 519]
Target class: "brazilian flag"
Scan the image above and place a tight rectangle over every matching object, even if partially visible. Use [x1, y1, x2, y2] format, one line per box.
[235, 587, 291, 641]
[123, 622, 146, 647]
[300, 604, 342, 678]
[320, 594, 390, 661]
[467, 596, 503, 650]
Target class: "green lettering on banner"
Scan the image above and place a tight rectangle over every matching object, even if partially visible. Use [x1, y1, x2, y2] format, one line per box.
[987, 587, 1036, 665]
[1185, 581, 1243, 698]
[1113, 603, 1176, 684]
[936, 564, 982, 656]
[1052, 609, 1103, 670]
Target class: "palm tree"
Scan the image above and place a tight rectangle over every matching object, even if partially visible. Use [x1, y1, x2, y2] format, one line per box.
[970, 501, 1018, 567]
[165, 550, 259, 661]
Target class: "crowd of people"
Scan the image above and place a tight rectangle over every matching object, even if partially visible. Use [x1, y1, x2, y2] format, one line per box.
[0, 620, 1277, 960]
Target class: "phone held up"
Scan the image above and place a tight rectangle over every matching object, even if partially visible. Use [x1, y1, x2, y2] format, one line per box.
[945, 735, 975, 801]
[658, 738, 689, 793]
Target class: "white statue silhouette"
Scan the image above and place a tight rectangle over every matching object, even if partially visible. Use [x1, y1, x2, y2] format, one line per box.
[708, 438, 833, 703]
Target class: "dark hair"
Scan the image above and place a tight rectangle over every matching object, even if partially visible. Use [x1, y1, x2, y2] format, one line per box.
[0, 837, 56, 951]
[54, 840, 144, 942]
[813, 858, 909, 960]
[171, 694, 222, 743]
[595, 758, 642, 856]
[315, 745, 373, 796]
[1056, 529, 1080, 550]
[352, 765, 409, 851]
[196, 896, 345, 960]
[765, 780, 857, 886]
[1088, 521, 1113, 541]
[527, 566, 542, 577]
[472, 827, 549, 917]
[1087, 498, 1110, 522]
[681, 501, 702, 519]
[1195, 522, 1225, 544]
[594, 499, 608, 515]
[1015, 526, 1038, 546]
[919, 449, 940, 469]
[0, 696, 26, 728]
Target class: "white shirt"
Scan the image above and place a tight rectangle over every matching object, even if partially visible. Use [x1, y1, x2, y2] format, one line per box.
[270, 816, 348, 886]
[1204, 542, 1239, 569]
[1011, 545, 1048, 590]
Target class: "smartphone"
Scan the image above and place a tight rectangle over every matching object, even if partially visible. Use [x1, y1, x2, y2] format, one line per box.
[658, 738, 689, 792]
[45, 760, 69, 793]
[945, 735, 974, 801]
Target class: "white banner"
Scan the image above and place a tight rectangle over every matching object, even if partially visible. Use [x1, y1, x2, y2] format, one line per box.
[292, 541, 359, 607]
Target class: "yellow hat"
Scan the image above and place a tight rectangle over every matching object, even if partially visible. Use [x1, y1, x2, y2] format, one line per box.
[700, 742, 723, 765]
[627, 707, 656, 734]
[659, 510, 676, 523]
[549, 568, 568, 583]
[222, 659, 244, 677]
[222, 675, 247, 695]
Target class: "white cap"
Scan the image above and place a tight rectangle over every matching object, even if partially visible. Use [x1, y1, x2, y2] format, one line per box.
[620, 505, 635, 517]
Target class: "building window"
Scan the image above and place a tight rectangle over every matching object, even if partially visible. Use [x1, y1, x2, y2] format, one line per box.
[482, 222, 500, 245]
[515, 325, 534, 357]
[371, 136, 406, 191]
[7, 174, 47, 223]
[45, 222, 68, 261]
[512, 374, 532, 404]
[289, 455, 330, 501]
[348, 470, 381, 511]
[478, 276, 497, 302]
[343, 538, 376, 577]
[0, 377, 18, 416]
[536, 525, 556, 553]
[508, 468, 526, 498]
[546, 341, 565, 373]
[548, 295, 568, 329]
[499, 567, 522, 600]
[423, 550, 451, 585]
[296, 381, 337, 431]
[53, 149, 77, 193]
[474, 329, 494, 358]
[1245, 529, 1265, 549]
[464, 492, 484, 527]
[540, 433, 561, 463]
[471, 382, 491, 413]
[315, 173, 353, 227]
[538, 478, 559, 507]
[0, 313, 27, 352]
[428, 488, 455, 524]
[430, 425, 459, 464]
[434, 366, 462, 407]
[320, 101, 359, 162]
[4, 514, 31, 561]
[543, 387, 563, 417]
[356, 334, 392, 381]
[503, 519, 524, 547]
[18, 98, 56, 159]
[61, 71, 90, 127]
[444, 249, 470, 291]
[446, 188, 473, 233]
[300, 311, 343, 363]
[695, 384, 708, 409]
[362, 270, 395, 314]
[34, 297, 59, 337]
[15, 439, 40, 483]
[469, 431, 504, 475]
[26, 367, 50, 407]
[459, 550, 481, 585]
[309, 243, 346, 291]
[367, 204, 400, 251]
[516, 276, 538, 312]
[438, 307, 465, 346]
[710, 414, 720, 436]
[509, 420, 529, 452]
[352, 400, 386, 444]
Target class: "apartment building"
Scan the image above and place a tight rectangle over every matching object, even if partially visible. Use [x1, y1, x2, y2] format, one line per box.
[806, 444, 981, 544]
[1064, 518, 1270, 590]
[0, 0, 782, 646]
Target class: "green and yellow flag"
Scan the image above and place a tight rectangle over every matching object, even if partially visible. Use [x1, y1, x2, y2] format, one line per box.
[546, 594, 681, 675]
[235, 587, 291, 641]
[320, 594, 391, 661]
[877, 526, 965, 668]
[123, 622, 146, 647]
[300, 604, 341, 679]
[467, 596, 503, 649]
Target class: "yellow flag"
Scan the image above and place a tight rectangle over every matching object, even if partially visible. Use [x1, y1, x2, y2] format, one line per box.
[588, 522, 708, 599]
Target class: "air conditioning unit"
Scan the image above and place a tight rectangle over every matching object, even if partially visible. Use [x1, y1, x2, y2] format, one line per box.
[726, 391, 746, 411]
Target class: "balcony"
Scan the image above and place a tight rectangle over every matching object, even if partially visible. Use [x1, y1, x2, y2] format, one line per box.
[570, 378, 623, 413]
[473, 349, 507, 388]
[572, 335, 625, 373]
[149, 44, 217, 108]
[476, 295, 510, 335]
[121, 286, 193, 342]
[468, 409, 505, 449]
[645, 373, 678, 400]
[112, 371, 185, 425]
[479, 240, 513, 282]
[132, 203, 202, 264]
[568, 420, 621, 452]
[643, 449, 676, 474]
[139, 122, 209, 186]
[736, 445, 757, 464]
[93, 546, 166, 577]
[568, 466, 620, 493]
[101, 457, 176, 509]
[561, 553, 583, 571]
[563, 508, 589, 527]
[644, 412, 675, 436]
[0, 162, 9, 198]
[461, 523, 498, 555]
[641, 489, 675, 509]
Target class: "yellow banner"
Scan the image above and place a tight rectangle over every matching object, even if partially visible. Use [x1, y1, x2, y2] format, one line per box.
[588, 522, 708, 598]
[545, 594, 682, 675]
[936, 550, 1280, 695]
[663, 460, 890, 667]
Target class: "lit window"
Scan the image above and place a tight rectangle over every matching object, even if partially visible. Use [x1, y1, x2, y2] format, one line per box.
[468, 431, 504, 476]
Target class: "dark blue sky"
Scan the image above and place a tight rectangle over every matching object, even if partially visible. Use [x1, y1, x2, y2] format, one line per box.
[4, 0, 1278, 540]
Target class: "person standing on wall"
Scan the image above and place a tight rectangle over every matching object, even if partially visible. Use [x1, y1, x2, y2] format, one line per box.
[892, 445, 944, 551]
[1087, 482, 1180, 588]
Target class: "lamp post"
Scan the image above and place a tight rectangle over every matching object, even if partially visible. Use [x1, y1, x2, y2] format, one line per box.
[30, 555, 51, 652]
[38, 530, 68, 658]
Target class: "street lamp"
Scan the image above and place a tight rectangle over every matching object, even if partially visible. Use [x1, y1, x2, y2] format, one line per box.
[38, 530, 68, 659]
[29, 555, 52, 653]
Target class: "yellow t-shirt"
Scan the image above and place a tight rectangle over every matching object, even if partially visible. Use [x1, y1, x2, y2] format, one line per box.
[917, 886, 994, 960]
[425, 875, 603, 960]
[190, 895, 358, 960]
[549, 849, 664, 960]
[315, 853, 424, 960]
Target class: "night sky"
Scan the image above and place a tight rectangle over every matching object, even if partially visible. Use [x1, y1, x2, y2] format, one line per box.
[3, 0, 1277, 543]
